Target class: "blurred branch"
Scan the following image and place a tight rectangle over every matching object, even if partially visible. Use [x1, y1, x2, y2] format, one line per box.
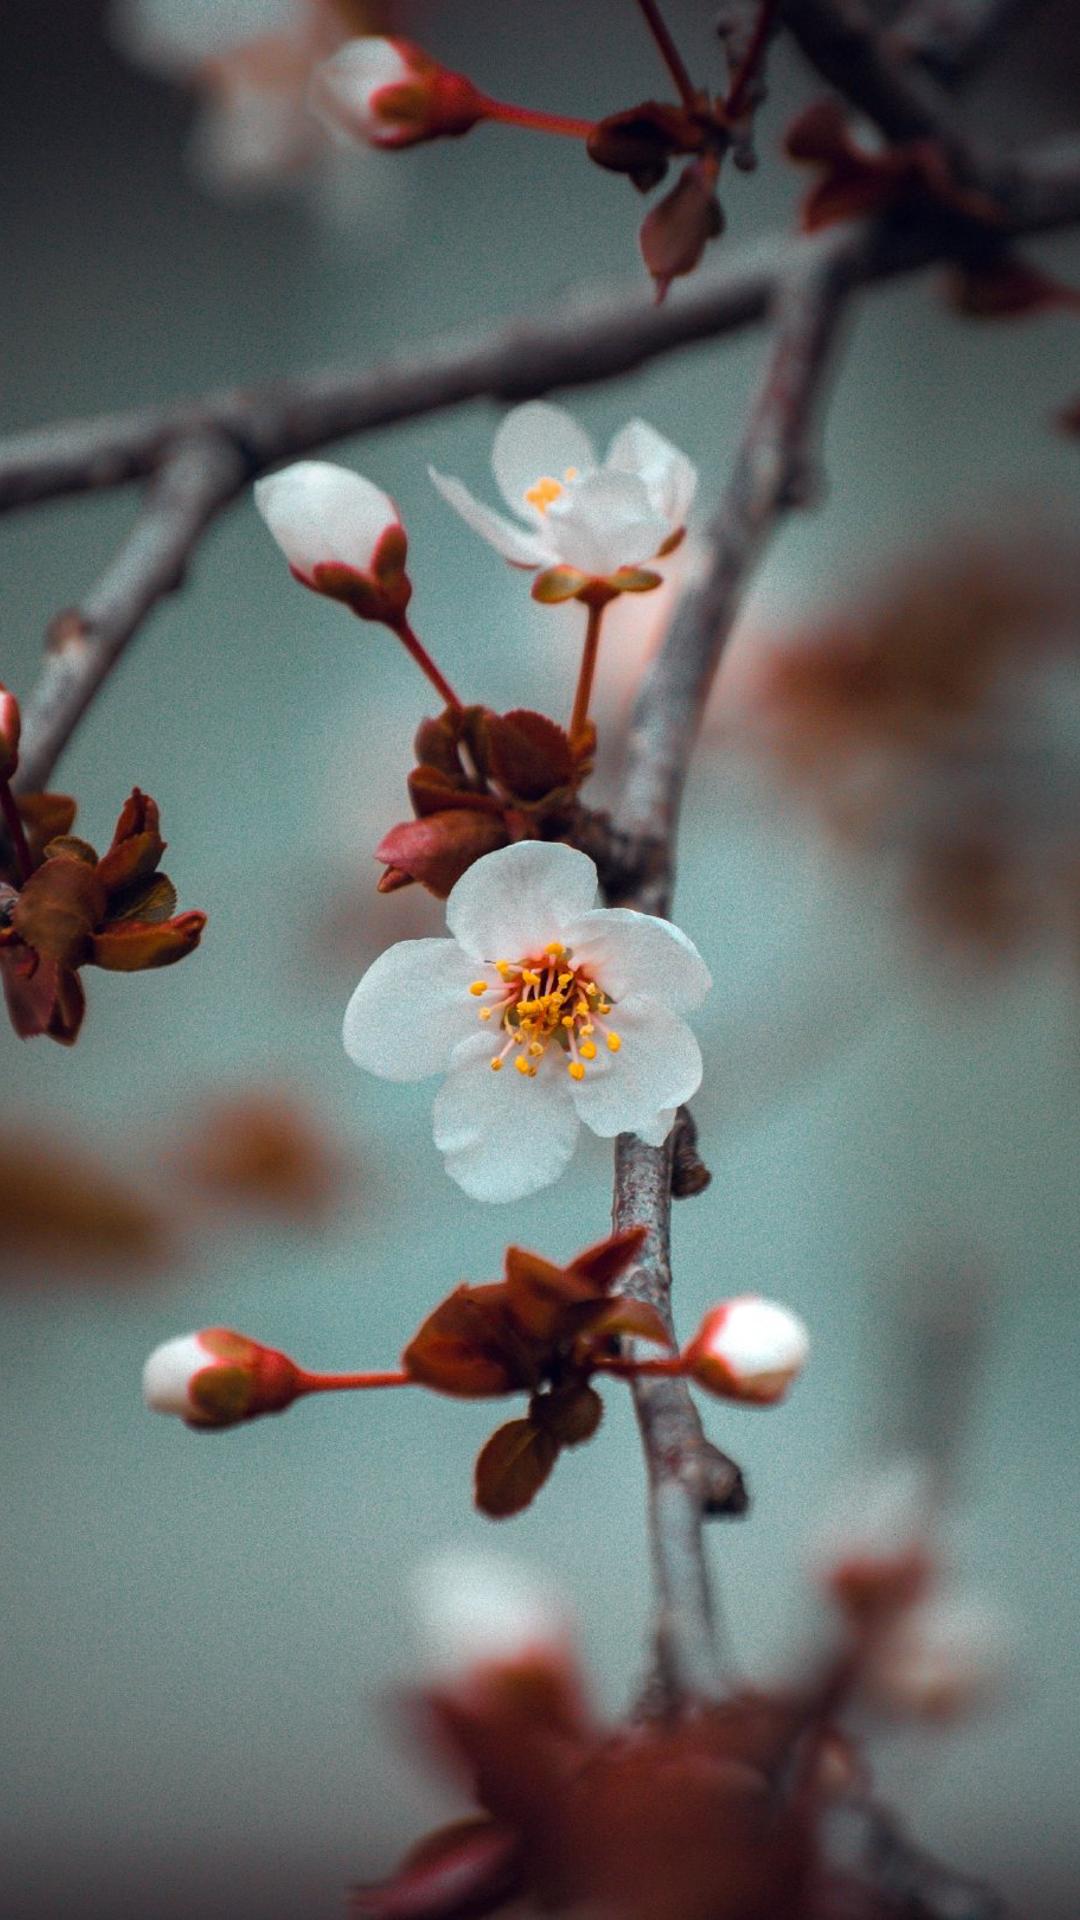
[607, 230, 861, 1710]
[890, 0, 1027, 87]
[4, 133, 1080, 789]
[14, 435, 245, 794]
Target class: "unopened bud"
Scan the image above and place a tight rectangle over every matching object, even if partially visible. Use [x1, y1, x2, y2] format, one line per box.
[685, 1295, 809, 1404]
[142, 1327, 303, 1430]
[254, 461, 411, 622]
[0, 685, 21, 780]
[312, 38, 487, 151]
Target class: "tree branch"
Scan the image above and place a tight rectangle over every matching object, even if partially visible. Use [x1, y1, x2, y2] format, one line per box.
[13, 434, 246, 794]
[4, 134, 1080, 792]
[605, 228, 862, 1710]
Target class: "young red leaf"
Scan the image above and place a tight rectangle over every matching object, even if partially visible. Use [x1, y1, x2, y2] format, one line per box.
[480, 710, 575, 803]
[404, 1285, 535, 1398]
[375, 810, 510, 900]
[474, 1418, 560, 1519]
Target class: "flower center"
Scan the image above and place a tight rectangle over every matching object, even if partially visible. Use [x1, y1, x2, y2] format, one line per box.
[468, 941, 622, 1080]
[523, 467, 578, 514]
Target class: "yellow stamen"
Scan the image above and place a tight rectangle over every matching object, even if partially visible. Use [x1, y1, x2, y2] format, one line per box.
[568, 1061, 586, 1081]
[521, 969, 542, 988]
[469, 980, 487, 996]
[580, 1041, 597, 1060]
[490, 1057, 504, 1071]
[544, 942, 565, 957]
[515, 1056, 531, 1075]
[528, 1041, 543, 1058]
[524, 475, 563, 513]
[495, 960, 511, 978]
[479, 1008, 492, 1022]
[606, 1031, 622, 1052]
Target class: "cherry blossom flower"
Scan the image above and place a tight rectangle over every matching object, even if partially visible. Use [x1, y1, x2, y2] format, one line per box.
[342, 839, 710, 1201]
[684, 1295, 810, 1404]
[429, 402, 697, 590]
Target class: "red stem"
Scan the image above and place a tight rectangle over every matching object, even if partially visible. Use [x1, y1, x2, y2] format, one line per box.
[569, 602, 606, 746]
[592, 1354, 686, 1379]
[480, 97, 597, 140]
[388, 617, 465, 712]
[723, 0, 780, 122]
[632, 0, 699, 108]
[0, 778, 34, 884]
[297, 1368, 413, 1394]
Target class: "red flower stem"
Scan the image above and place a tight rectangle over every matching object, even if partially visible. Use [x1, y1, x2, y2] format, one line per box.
[593, 1354, 687, 1379]
[480, 97, 597, 140]
[723, 0, 780, 122]
[387, 617, 465, 712]
[569, 602, 606, 746]
[0, 777, 34, 884]
[632, 0, 699, 108]
[297, 1368, 414, 1394]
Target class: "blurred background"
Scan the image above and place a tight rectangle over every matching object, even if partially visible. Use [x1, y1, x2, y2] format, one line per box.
[2, 2, 1079, 1915]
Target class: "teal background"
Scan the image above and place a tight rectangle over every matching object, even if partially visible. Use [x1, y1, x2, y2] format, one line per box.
[2, 4, 1079, 1914]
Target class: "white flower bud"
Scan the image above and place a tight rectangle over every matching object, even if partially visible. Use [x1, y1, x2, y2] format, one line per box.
[254, 461, 404, 601]
[686, 1295, 809, 1404]
[311, 38, 487, 151]
[142, 1332, 210, 1418]
[142, 1326, 302, 1429]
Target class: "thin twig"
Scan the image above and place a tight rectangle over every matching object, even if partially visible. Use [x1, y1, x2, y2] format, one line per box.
[14, 435, 245, 794]
[607, 228, 863, 1710]
[1, 131, 1078, 521]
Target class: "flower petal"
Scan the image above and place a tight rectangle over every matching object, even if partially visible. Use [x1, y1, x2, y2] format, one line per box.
[605, 418, 698, 527]
[561, 908, 711, 1011]
[428, 468, 550, 567]
[255, 462, 398, 582]
[567, 993, 702, 1139]
[544, 471, 669, 576]
[433, 1032, 580, 1202]
[343, 937, 480, 1082]
[491, 403, 597, 519]
[445, 841, 598, 962]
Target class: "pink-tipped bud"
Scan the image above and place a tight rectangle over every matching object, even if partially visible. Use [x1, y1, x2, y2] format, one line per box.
[0, 684, 21, 781]
[311, 37, 487, 151]
[684, 1295, 809, 1405]
[142, 1327, 303, 1430]
[254, 461, 411, 622]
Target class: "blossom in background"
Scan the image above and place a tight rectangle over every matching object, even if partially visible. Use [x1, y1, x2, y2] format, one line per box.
[110, 0, 402, 221]
[343, 839, 710, 1201]
[430, 402, 697, 598]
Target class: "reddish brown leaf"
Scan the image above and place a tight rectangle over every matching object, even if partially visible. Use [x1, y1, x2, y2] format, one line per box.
[376, 811, 509, 900]
[947, 254, 1080, 320]
[530, 1383, 603, 1448]
[584, 1296, 672, 1347]
[0, 1129, 166, 1275]
[640, 160, 724, 299]
[407, 768, 502, 820]
[11, 857, 105, 966]
[89, 908, 206, 971]
[404, 1285, 536, 1398]
[96, 787, 166, 895]
[567, 1224, 648, 1291]
[586, 101, 695, 191]
[0, 949, 84, 1044]
[173, 1087, 347, 1222]
[474, 1418, 559, 1519]
[481, 710, 575, 802]
[351, 1817, 521, 1920]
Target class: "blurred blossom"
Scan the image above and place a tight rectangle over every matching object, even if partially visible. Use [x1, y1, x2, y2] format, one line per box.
[0, 1129, 168, 1280]
[410, 1549, 572, 1683]
[110, 0, 407, 229]
[171, 1084, 351, 1222]
[863, 1592, 1011, 1722]
[728, 539, 1080, 968]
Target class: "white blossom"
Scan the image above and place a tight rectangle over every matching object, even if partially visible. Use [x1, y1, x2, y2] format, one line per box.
[342, 840, 710, 1202]
[412, 1550, 572, 1681]
[429, 402, 697, 582]
[142, 1331, 215, 1420]
[688, 1296, 810, 1404]
[254, 461, 401, 588]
